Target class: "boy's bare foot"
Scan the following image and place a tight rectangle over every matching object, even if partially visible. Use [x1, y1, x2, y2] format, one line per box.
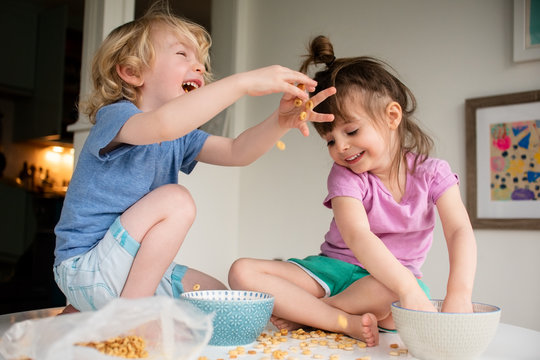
[58, 304, 80, 315]
[270, 315, 303, 331]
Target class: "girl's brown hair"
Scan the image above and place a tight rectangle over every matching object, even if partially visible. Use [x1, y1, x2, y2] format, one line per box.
[300, 35, 433, 175]
[80, 0, 212, 123]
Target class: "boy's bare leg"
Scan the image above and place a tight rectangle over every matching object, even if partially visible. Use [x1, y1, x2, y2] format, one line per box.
[183, 268, 228, 291]
[119, 184, 196, 298]
[228, 258, 379, 346]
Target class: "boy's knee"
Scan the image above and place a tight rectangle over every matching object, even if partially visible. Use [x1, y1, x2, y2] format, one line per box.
[161, 184, 197, 220]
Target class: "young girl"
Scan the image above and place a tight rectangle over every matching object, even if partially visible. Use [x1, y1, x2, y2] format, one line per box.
[53, 4, 335, 312]
[228, 35, 477, 347]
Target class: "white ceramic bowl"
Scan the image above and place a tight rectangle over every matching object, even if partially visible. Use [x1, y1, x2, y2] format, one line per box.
[180, 290, 274, 346]
[391, 300, 500, 360]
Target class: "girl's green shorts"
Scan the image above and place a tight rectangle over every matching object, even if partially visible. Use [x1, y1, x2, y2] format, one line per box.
[288, 255, 430, 298]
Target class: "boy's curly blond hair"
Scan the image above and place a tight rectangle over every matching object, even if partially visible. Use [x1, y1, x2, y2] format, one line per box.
[81, 1, 212, 124]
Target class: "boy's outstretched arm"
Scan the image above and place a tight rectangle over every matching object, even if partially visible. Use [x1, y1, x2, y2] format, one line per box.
[115, 66, 317, 147]
[436, 184, 477, 313]
[197, 86, 336, 166]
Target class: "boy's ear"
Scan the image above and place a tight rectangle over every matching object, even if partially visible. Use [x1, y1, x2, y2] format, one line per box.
[116, 64, 143, 86]
[386, 101, 402, 130]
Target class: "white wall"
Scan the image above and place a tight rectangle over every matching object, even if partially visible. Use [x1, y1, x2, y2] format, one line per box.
[175, 0, 540, 331]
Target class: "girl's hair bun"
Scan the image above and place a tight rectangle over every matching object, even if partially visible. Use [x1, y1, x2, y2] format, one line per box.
[300, 35, 336, 73]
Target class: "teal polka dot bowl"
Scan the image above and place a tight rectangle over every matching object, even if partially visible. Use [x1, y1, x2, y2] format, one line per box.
[181, 290, 274, 346]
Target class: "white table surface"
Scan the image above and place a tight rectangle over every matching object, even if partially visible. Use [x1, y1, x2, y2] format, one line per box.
[0, 308, 538, 360]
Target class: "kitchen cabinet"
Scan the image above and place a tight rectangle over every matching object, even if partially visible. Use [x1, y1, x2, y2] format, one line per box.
[0, 2, 37, 96]
[0, 180, 66, 313]
[13, 5, 69, 142]
[0, 182, 35, 261]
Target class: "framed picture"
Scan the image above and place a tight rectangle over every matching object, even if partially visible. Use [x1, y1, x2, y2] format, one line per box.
[514, 0, 540, 62]
[465, 90, 540, 229]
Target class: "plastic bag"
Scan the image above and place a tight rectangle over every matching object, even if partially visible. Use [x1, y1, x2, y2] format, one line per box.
[0, 296, 213, 360]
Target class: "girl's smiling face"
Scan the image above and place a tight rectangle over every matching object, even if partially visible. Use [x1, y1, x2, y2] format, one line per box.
[138, 24, 205, 111]
[322, 95, 399, 177]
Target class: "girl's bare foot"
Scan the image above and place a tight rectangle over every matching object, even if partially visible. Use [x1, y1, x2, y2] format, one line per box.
[270, 315, 303, 331]
[346, 313, 379, 347]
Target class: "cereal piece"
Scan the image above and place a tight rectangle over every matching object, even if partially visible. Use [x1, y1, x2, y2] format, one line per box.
[389, 343, 399, 349]
[313, 355, 324, 359]
[398, 349, 408, 355]
[280, 329, 289, 336]
[305, 100, 314, 110]
[357, 341, 367, 349]
[272, 350, 288, 359]
[248, 350, 257, 355]
[329, 355, 339, 360]
[389, 351, 399, 356]
[276, 140, 286, 151]
[301, 349, 312, 356]
[337, 315, 348, 329]
[297, 84, 306, 91]
[192, 283, 201, 291]
[299, 111, 307, 121]
[199, 357, 208, 360]
[294, 98, 303, 107]
[356, 357, 371, 360]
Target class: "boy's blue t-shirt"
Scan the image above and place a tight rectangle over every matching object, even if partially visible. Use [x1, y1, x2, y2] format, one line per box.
[54, 101, 210, 266]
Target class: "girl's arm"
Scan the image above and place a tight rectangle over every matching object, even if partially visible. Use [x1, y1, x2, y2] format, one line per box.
[435, 184, 477, 313]
[113, 66, 316, 146]
[197, 87, 336, 166]
[332, 196, 436, 312]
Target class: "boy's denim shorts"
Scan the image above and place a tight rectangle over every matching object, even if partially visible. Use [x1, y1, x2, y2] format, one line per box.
[288, 255, 430, 298]
[54, 216, 187, 311]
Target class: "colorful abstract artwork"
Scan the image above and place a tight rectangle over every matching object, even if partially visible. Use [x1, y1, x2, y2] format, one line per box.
[489, 120, 540, 201]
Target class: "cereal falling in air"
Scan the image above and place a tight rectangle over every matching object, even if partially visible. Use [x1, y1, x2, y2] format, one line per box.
[276, 140, 286, 151]
[337, 314, 348, 329]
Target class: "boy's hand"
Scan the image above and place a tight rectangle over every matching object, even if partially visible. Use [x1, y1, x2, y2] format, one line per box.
[241, 65, 317, 99]
[278, 86, 336, 137]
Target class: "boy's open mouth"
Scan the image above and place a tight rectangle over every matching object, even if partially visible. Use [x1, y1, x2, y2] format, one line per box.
[182, 81, 199, 93]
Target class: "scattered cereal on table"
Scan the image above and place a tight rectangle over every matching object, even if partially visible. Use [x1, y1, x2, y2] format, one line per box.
[389, 343, 399, 349]
[389, 350, 399, 356]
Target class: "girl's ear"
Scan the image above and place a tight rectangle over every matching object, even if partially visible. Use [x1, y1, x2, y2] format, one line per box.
[116, 64, 143, 86]
[386, 101, 402, 130]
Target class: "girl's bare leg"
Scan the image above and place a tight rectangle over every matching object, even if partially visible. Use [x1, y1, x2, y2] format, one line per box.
[322, 275, 398, 330]
[120, 184, 197, 298]
[228, 258, 379, 346]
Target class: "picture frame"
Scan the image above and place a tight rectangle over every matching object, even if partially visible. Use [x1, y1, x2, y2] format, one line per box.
[465, 90, 540, 230]
[513, 0, 540, 62]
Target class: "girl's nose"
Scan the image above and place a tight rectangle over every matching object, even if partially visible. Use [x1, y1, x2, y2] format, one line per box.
[337, 141, 350, 153]
[192, 62, 205, 74]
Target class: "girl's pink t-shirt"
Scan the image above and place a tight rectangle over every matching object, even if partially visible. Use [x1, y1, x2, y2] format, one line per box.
[321, 155, 459, 278]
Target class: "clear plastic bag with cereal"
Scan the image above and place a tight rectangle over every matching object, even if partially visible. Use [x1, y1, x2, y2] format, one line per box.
[0, 296, 213, 360]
